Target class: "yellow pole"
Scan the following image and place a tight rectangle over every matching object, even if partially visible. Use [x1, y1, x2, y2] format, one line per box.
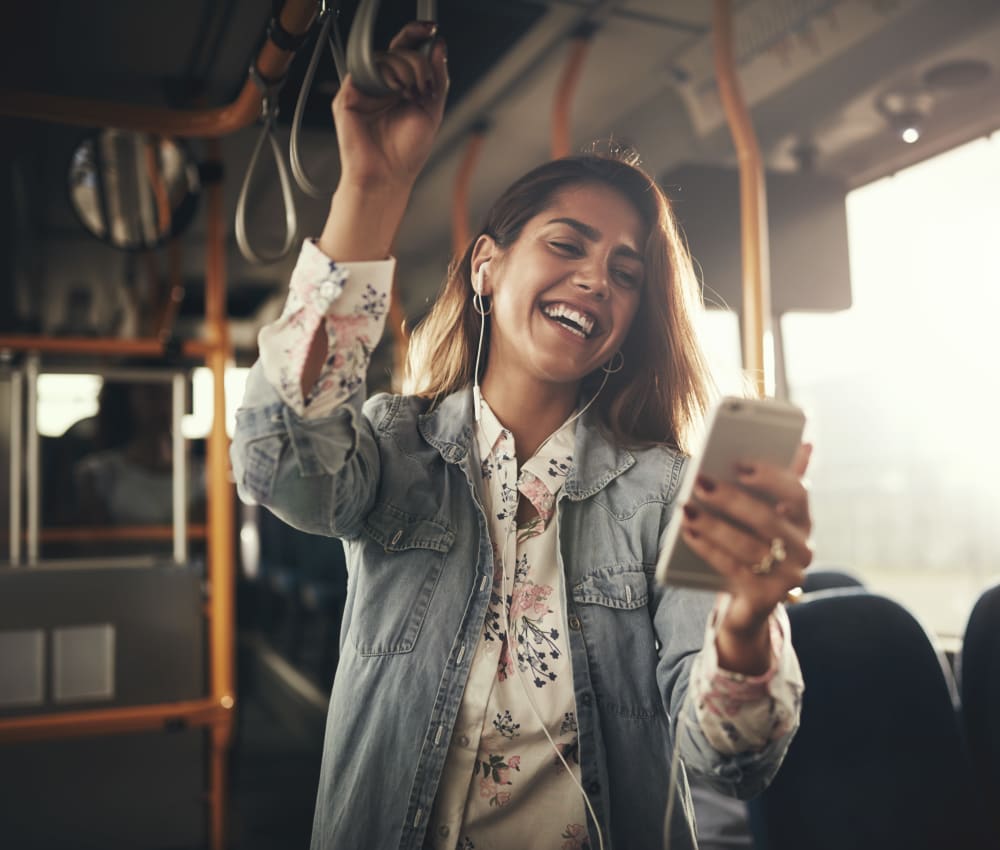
[204, 140, 236, 850]
[712, 0, 773, 397]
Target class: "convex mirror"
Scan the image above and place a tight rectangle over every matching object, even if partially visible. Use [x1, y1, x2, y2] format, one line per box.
[68, 130, 200, 250]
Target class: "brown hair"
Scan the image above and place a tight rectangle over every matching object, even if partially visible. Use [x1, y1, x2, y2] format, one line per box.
[403, 153, 716, 453]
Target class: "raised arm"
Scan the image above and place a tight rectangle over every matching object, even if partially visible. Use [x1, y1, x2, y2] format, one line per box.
[231, 22, 449, 537]
[301, 21, 449, 396]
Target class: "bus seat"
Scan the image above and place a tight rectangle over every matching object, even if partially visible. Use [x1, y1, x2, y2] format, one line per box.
[958, 582, 1000, 840]
[748, 590, 992, 850]
[801, 567, 866, 594]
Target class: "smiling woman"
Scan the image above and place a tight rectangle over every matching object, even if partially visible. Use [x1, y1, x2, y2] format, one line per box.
[405, 156, 714, 455]
[229, 19, 813, 850]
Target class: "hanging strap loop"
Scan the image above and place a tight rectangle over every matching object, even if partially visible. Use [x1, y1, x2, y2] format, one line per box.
[235, 63, 299, 264]
[346, 0, 438, 97]
[290, 6, 346, 197]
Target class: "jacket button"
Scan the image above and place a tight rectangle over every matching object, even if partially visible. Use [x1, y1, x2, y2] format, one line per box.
[580, 693, 592, 707]
[568, 615, 582, 631]
[588, 780, 600, 794]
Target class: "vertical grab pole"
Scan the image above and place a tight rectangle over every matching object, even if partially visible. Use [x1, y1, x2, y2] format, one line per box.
[9, 369, 23, 566]
[25, 354, 39, 565]
[712, 0, 774, 398]
[204, 140, 235, 850]
[171, 371, 188, 566]
[451, 122, 489, 255]
[551, 24, 595, 159]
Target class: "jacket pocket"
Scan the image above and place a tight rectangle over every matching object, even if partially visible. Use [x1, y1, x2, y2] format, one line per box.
[351, 503, 455, 657]
[572, 568, 661, 719]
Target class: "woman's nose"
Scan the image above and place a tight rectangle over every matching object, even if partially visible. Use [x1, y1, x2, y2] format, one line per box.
[573, 266, 609, 299]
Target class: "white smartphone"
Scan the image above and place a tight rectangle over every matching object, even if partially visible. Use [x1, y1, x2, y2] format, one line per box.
[654, 396, 806, 591]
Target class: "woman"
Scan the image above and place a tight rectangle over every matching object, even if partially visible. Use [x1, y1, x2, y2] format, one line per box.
[232, 21, 811, 850]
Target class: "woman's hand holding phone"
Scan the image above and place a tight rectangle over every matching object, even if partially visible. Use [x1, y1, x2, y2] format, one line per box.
[680, 443, 814, 675]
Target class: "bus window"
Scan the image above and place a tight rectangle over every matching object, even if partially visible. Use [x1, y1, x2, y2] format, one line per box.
[782, 134, 1000, 645]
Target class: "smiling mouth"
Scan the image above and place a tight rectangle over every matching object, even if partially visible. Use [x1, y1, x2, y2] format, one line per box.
[541, 303, 597, 339]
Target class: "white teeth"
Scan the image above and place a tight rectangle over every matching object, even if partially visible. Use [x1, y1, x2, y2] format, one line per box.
[542, 303, 596, 338]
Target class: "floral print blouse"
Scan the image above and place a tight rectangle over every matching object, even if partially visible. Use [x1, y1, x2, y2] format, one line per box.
[257, 241, 805, 850]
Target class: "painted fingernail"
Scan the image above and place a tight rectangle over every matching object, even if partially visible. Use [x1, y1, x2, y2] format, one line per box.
[696, 475, 716, 493]
[683, 504, 699, 520]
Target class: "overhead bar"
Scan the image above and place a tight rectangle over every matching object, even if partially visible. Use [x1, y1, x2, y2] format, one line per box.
[0, 0, 317, 136]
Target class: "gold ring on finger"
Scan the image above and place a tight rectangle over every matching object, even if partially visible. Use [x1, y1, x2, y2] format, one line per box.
[770, 536, 787, 563]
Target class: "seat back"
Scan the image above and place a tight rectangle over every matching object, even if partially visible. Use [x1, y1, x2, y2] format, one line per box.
[749, 590, 990, 850]
[801, 567, 865, 593]
[959, 582, 1000, 838]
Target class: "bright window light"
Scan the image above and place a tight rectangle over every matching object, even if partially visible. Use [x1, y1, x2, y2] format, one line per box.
[782, 133, 1000, 641]
[698, 308, 746, 397]
[35, 374, 103, 437]
[182, 366, 250, 439]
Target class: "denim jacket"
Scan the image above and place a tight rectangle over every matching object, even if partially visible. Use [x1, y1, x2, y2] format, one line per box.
[231, 363, 796, 850]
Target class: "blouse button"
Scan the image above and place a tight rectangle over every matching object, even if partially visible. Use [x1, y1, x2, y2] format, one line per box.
[568, 615, 582, 631]
[458, 734, 470, 748]
[438, 825, 450, 838]
[316, 280, 337, 309]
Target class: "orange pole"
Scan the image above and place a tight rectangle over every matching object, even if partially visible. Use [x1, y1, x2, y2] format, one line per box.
[0, 0, 316, 135]
[712, 0, 773, 397]
[551, 31, 593, 159]
[0, 334, 209, 357]
[451, 126, 488, 256]
[0, 698, 226, 744]
[203, 140, 235, 850]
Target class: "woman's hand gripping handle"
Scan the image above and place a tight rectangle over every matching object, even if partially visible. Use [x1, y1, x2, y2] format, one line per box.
[303, 22, 448, 396]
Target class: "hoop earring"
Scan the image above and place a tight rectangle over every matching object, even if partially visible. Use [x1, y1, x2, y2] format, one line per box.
[473, 293, 492, 316]
[602, 350, 624, 374]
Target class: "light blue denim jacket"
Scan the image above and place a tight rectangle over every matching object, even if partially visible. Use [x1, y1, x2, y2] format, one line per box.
[231, 363, 796, 850]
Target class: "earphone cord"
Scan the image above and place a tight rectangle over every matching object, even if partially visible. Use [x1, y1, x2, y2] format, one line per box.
[472, 287, 618, 849]
[498, 518, 607, 850]
[662, 687, 693, 850]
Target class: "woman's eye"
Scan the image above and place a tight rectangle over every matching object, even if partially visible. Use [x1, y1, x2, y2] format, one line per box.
[550, 241, 582, 256]
[614, 269, 640, 287]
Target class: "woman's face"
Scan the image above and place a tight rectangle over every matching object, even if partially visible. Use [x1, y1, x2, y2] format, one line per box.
[477, 182, 646, 390]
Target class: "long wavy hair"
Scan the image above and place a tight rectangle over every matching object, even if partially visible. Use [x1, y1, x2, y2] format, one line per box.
[403, 153, 716, 454]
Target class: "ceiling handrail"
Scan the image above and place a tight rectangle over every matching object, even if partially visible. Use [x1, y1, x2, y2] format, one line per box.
[0, 0, 318, 137]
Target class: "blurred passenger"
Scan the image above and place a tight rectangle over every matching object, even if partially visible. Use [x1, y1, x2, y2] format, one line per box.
[75, 382, 204, 525]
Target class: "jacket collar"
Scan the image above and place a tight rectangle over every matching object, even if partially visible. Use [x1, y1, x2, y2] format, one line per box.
[418, 387, 634, 499]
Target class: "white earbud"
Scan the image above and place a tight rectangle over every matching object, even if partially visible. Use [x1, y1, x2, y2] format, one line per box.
[472, 264, 488, 422]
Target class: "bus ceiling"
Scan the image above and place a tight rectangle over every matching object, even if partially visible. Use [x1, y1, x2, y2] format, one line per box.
[1, 0, 999, 341]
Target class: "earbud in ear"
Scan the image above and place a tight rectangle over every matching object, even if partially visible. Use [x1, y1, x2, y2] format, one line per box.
[475, 266, 486, 295]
